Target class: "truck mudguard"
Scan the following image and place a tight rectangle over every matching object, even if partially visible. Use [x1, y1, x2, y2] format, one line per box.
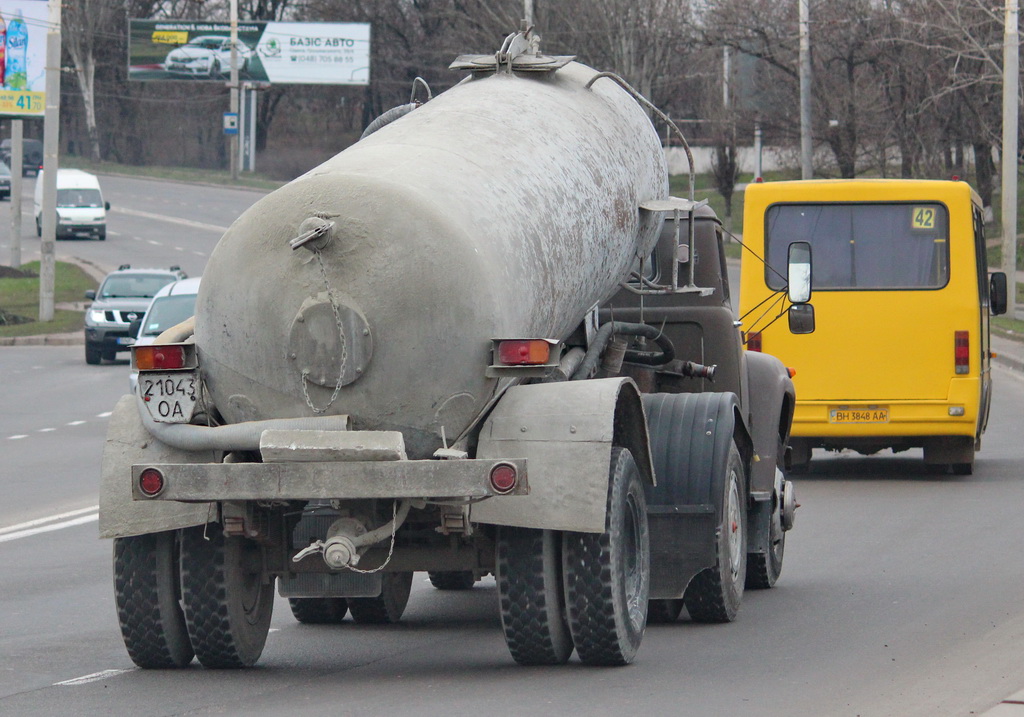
[472, 377, 652, 534]
[98, 395, 214, 539]
[743, 351, 795, 495]
[642, 391, 750, 599]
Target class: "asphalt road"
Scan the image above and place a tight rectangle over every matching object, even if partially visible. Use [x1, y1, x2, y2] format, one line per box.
[1, 177, 1023, 716]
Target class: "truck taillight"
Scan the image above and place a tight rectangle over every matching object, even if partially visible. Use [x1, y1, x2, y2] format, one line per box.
[489, 463, 518, 494]
[134, 345, 186, 370]
[954, 331, 970, 374]
[498, 339, 551, 366]
[138, 468, 165, 497]
[746, 331, 762, 352]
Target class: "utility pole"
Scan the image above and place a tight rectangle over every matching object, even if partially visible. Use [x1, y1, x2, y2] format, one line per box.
[229, 0, 239, 180]
[39, 0, 62, 322]
[524, 0, 534, 25]
[9, 120, 23, 268]
[799, 0, 813, 180]
[1002, 0, 1019, 316]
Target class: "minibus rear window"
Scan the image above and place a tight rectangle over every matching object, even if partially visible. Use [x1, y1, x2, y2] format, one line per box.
[765, 202, 949, 290]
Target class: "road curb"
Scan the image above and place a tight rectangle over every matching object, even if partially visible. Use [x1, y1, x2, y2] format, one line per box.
[0, 332, 82, 346]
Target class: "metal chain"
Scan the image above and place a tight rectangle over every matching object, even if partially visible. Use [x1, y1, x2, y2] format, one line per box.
[346, 500, 399, 574]
[301, 249, 348, 414]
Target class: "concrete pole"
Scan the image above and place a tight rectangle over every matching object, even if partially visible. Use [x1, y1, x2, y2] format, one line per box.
[1002, 0, 1019, 316]
[229, 0, 239, 180]
[799, 0, 813, 180]
[524, 0, 534, 25]
[9, 120, 22, 268]
[39, 0, 61, 322]
[755, 122, 763, 180]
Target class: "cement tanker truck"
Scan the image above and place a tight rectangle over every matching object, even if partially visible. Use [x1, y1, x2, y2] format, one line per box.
[100, 31, 798, 669]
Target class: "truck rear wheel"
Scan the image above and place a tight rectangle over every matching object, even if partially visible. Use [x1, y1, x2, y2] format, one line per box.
[113, 531, 194, 668]
[179, 522, 273, 668]
[684, 443, 747, 623]
[563, 447, 650, 666]
[746, 470, 786, 590]
[497, 527, 574, 665]
[348, 572, 413, 624]
[428, 571, 477, 590]
[288, 597, 349, 624]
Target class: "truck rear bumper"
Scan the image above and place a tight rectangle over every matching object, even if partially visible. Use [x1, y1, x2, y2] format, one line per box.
[131, 458, 529, 502]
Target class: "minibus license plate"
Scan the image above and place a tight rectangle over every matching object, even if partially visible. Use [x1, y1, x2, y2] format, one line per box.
[829, 408, 889, 424]
[139, 371, 198, 424]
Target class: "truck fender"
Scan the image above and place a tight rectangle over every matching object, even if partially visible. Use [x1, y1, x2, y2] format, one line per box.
[743, 350, 796, 495]
[641, 391, 747, 599]
[471, 377, 653, 534]
[98, 394, 215, 539]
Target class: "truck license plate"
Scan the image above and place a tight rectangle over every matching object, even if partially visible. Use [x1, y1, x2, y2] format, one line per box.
[139, 371, 198, 423]
[829, 408, 889, 424]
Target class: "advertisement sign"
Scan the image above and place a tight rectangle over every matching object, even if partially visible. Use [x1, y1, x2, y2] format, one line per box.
[128, 20, 370, 85]
[0, 0, 47, 117]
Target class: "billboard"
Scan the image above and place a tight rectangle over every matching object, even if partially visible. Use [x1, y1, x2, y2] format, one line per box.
[128, 20, 370, 85]
[0, 0, 48, 117]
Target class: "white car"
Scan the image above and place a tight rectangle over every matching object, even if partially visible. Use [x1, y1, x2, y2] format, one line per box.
[163, 36, 252, 78]
[128, 277, 201, 392]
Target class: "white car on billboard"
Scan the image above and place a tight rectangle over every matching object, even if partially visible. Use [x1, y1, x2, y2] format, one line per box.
[163, 36, 253, 78]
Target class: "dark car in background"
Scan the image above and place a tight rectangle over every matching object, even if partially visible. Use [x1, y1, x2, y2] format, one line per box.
[0, 161, 11, 200]
[83, 264, 187, 365]
[0, 138, 43, 176]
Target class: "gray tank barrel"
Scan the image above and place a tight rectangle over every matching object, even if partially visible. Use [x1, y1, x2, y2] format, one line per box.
[195, 61, 668, 458]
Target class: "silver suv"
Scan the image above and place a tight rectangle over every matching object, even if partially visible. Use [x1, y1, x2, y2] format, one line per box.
[83, 264, 186, 365]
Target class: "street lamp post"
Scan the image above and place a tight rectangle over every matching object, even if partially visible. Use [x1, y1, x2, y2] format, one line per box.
[1002, 0, 1019, 317]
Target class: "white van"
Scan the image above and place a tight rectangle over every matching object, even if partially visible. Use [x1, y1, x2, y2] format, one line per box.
[34, 169, 109, 240]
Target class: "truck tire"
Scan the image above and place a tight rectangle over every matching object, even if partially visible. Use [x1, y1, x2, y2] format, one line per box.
[113, 531, 194, 668]
[496, 527, 574, 665]
[428, 571, 477, 590]
[348, 572, 413, 624]
[647, 598, 684, 624]
[684, 442, 747, 623]
[746, 470, 786, 590]
[179, 522, 273, 668]
[563, 447, 650, 666]
[85, 342, 102, 365]
[288, 597, 349, 624]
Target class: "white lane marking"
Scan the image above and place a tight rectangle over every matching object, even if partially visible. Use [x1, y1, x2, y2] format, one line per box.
[0, 513, 98, 543]
[38, 427, 56, 433]
[55, 669, 132, 686]
[174, 246, 184, 251]
[114, 206, 228, 233]
[96, 411, 112, 418]
[67, 420, 85, 426]
[8, 435, 27, 440]
[147, 240, 161, 245]
[0, 506, 100, 536]
[192, 250, 206, 256]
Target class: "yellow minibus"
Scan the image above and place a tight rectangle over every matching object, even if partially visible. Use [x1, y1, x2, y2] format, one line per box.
[739, 179, 1008, 474]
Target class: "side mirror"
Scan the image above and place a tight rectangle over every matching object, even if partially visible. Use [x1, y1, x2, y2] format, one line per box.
[789, 304, 815, 334]
[104, 201, 111, 211]
[990, 271, 1007, 316]
[128, 318, 143, 338]
[787, 241, 812, 304]
[84, 289, 96, 300]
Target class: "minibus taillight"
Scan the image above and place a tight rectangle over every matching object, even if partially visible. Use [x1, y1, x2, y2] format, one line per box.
[746, 331, 762, 352]
[954, 331, 970, 374]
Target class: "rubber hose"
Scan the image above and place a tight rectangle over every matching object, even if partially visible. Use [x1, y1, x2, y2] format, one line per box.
[360, 103, 417, 140]
[135, 391, 351, 452]
[571, 321, 676, 380]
